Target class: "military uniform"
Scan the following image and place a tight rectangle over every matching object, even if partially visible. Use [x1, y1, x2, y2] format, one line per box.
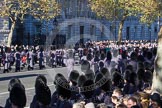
[38, 49, 45, 70]
[51, 51, 56, 68]
[27, 50, 34, 70]
[3, 52, 9, 73]
[15, 51, 21, 72]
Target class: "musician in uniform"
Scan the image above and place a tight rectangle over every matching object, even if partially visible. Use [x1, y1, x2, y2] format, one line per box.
[50, 50, 56, 68]
[38, 48, 45, 70]
[15, 47, 21, 72]
[27, 49, 34, 70]
[3, 47, 10, 73]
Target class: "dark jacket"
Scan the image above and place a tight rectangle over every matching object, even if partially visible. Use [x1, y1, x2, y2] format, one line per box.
[56, 100, 72, 108]
[4, 98, 11, 108]
[123, 83, 137, 94]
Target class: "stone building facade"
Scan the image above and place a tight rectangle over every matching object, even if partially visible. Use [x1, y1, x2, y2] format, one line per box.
[43, 0, 159, 45]
[0, 0, 159, 45]
[0, 17, 10, 45]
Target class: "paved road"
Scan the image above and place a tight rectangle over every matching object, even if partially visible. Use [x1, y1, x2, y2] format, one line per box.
[0, 65, 82, 107]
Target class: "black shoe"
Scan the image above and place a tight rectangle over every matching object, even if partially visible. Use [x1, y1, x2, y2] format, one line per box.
[31, 67, 34, 70]
[28, 66, 30, 71]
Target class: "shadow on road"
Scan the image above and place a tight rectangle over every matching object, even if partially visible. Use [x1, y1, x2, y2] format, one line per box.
[0, 74, 47, 81]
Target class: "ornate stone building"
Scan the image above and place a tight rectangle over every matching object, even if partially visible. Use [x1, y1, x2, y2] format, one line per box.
[0, 17, 10, 45]
[0, 0, 159, 45]
[44, 0, 158, 45]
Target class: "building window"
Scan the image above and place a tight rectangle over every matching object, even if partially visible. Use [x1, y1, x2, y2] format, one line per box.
[110, 26, 112, 38]
[154, 27, 157, 33]
[101, 26, 104, 37]
[68, 25, 72, 39]
[126, 27, 130, 40]
[134, 26, 137, 40]
[80, 26, 84, 43]
[90, 25, 95, 36]
[141, 26, 145, 37]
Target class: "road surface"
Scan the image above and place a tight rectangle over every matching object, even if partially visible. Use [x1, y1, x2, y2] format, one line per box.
[0, 65, 82, 107]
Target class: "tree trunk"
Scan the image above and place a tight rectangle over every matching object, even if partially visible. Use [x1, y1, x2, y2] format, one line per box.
[118, 20, 124, 43]
[7, 21, 16, 47]
[118, 15, 127, 43]
[152, 26, 162, 94]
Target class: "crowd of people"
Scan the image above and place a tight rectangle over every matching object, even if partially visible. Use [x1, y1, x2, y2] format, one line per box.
[1, 40, 162, 108]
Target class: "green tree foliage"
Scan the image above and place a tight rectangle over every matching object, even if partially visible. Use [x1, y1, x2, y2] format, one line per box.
[30, 0, 61, 21]
[0, 0, 60, 46]
[89, 0, 139, 42]
[89, 0, 161, 41]
[128, 0, 162, 94]
[124, 0, 160, 24]
[90, 0, 162, 93]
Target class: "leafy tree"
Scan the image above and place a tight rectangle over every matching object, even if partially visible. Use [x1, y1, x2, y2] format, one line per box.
[0, 0, 60, 47]
[124, 0, 160, 25]
[136, 0, 162, 94]
[89, 0, 138, 42]
[90, 0, 162, 93]
[125, 0, 162, 93]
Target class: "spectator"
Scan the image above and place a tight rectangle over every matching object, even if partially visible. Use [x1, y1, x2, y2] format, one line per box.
[112, 72, 124, 89]
[127, 97, 139, 108]
[9, 83, 26, 108]
[116, 104, 127, 108]
[85, 69, 95, 81]
[69, 70, 80, 86]
[51, 73, 68, 108]
[30, 75, 48, 108]
[57, 79, 72, 108]
[77, 75, 87, 87]
[73, 103, 84, 108]
[123, 72, 138, 94]
[111, 96, 120, 107]
[81, 60, 90, 75]
[149, 93, 162, 108]
[81, 80, 94, 102]
[35, 79, 51, 108]
[84, 102, 95, 108]
[112, 88, 123, 104]
[128, 52, 138, 72]
[5, 78, 22, 108]
[122, 95, 130, 106]
[100, 68, 110, 79]
[97, 103, 107, 108]
[69, 70, 80, 103]
[139, 92, 150, 108]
